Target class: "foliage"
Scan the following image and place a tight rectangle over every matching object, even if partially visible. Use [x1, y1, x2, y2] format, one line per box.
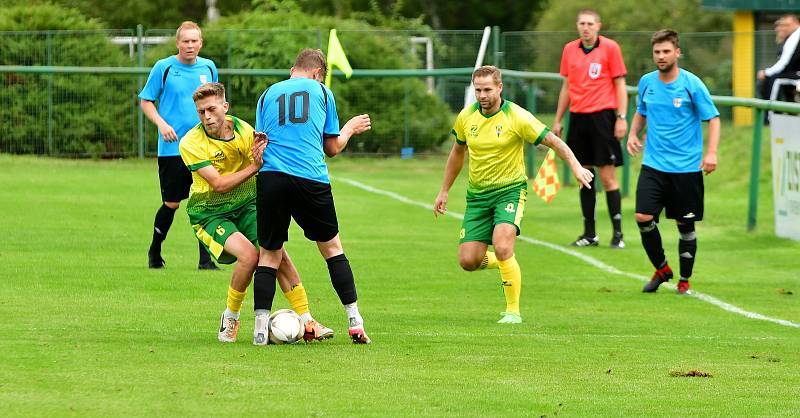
[0, 4, 134, 156]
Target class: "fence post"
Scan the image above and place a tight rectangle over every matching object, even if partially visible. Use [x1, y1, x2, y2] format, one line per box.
[748, 108, 764, 231]
[137, 24, 144, 158]
[492, 26, 501, 66]
[47, 32, 53, 156]
[525, 82, 536, 178]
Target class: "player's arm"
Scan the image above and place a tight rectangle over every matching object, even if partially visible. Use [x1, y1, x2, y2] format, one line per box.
[433, 142, 467, 217]
[626, 112, 646, 157]
[701, 117, 721, 175]
[540, 132, 594, 189]
[613, 77, 628, 139]
[140, 99, 178, 141]
[552, 78, 570, 137]
[195, 133, 267, 194]
[323, 114, 371, 157]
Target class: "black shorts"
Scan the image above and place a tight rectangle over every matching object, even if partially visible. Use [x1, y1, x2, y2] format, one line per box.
[256, 171, 339, 250]
[635, 165, 704, 222]
[567, 109, 623, 167]
[157, 156, 192, 202]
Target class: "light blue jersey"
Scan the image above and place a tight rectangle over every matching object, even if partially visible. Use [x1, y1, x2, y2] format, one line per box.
[636, 69, 719, 173]
[139, 55, 218, 156]
[255, 77, 340, 183]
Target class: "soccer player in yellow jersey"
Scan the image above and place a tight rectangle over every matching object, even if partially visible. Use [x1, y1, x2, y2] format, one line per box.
[179, 82, 333, 344]
[434, 66, 595, 324]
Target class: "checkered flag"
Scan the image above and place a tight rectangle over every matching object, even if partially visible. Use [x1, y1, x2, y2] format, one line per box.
[531, 149, 560, 203]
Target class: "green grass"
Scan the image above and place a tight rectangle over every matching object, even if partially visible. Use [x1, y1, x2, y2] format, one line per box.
[1, 123, 799, 416]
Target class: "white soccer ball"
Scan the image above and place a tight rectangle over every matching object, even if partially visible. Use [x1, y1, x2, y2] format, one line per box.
[268, 309, 304, 345]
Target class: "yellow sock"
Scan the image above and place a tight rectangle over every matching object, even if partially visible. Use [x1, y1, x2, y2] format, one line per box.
[498, 255, 521, 315]
[226, 286, 247, 315]
[479, 251, 499, 270]
[284, 283, 310, 316]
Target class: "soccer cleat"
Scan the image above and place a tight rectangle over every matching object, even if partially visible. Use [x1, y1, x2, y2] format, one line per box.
[570, 235, 599, 247]
[497, 311, 523, 324]
[303, 320, 334, 342]
[610, 232, 625, 249]
[642, 264, 674, 293]
[253, 314, 269, 346]
[148, 253, 165, 269]
[198, 260, 220, 270]
[348, 324, 372, 344]
[677, 279, 691, 295]
[218, 313, 240, 343]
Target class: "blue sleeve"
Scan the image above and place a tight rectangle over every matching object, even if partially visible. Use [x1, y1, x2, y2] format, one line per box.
[636, 77, 647, 117]
[255, 90, 266, 132]
[323, 88, 340, 137]
[210, 60, 219, 82]
[691, 77, 720, 121]
[139, 61, 164, 101]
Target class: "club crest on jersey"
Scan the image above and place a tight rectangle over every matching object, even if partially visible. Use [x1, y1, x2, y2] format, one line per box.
[673, 98, 683, 108]
[211, 150, 225, 161]
[495, 124, 503, 138]
[588, 63, 602, 79]
[200, 75, 208, 84]
[470, 125, 478, 138]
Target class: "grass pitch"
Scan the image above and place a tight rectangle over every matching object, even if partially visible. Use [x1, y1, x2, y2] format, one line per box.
[1, 128, 799, 416]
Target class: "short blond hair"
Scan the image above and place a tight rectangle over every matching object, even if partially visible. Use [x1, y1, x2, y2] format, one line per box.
[294, 48, 327, 78]
[472, 65, 502, 85]
[192, 82, 225, 102]
[577, 9, 601, 22]
[176, 21, 202, 40]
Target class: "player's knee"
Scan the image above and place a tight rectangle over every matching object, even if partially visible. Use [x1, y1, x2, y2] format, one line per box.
[493, 245, 514, 260]
[635, 213, 653, 223]
[164, 201, 180, 210]
[601, 177, 618, 191]
[458, 255, 481, 271]
[237, 247, 259, 269]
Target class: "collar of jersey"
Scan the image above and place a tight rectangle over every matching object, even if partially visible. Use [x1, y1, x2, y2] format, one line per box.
[578, 36, 601, 54]
[201, 115, 240, 141]
[478, 99, 509, 119]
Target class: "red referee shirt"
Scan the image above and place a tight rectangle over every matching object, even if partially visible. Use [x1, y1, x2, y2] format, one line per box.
[559, 35, 627, 114]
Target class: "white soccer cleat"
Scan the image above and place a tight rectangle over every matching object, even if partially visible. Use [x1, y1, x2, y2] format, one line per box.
[497, 311, 522, 324]
[218, 313, 240, 343]
[253, 314, 269, 346]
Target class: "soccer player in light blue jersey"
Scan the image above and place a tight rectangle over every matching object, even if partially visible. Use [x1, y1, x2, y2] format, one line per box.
[627, 30, 721, 295]
[139, 21, 219, 270]
[253, 49, 373, 344]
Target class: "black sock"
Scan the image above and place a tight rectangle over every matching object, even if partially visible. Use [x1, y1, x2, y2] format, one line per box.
[638, 220, 666, 269]
[198, 241, 212, 264]
[326, 253, 358, 305]
[677, 223, 697, 279]
[580, 170, 596, 237]
[606, 189, 622, 234]
[149, 204, 176, 255]
[253, 266, 277, 311]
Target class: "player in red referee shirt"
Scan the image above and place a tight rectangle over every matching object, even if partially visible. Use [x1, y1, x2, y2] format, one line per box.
[553, 9, 628, 249]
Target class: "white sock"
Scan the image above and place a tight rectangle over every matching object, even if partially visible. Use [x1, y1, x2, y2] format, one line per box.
[254, 309, 269, 317]
[300, 312, 313, 323]
[224, 308, 240, 320]
[344, 302, 363, 326]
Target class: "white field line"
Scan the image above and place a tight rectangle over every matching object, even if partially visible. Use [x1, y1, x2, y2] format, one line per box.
[337, 177, 800, 329]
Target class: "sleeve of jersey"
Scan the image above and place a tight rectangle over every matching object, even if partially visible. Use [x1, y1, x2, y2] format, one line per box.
[609, 42, 627, 78]
[517, 109, 550, 145]
[323, 88, 340, 137]
[210, 61, 219, 82]
[636, 78, 648, 117]
[138, 62, 163, 101]
[692, 78, 720, 121]
[451, 111, 466, 145]
[241, 121, 256, 163]
[559, 44, 569, 77]
[179, 134, 211, 171]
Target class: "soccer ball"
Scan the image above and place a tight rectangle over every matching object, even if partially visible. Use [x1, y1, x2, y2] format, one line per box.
[268, 309, 304, 345]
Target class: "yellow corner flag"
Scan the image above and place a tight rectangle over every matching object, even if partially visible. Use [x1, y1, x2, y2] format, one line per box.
[325, 29, 353, 87]
[531, 149, 561, 203]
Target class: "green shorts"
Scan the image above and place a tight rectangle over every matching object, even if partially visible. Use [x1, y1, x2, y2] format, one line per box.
[192, 203, 257, 264]
[460, 182, 528, 244]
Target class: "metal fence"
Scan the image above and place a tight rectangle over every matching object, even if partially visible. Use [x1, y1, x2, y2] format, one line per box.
[0, 28, 784, 158]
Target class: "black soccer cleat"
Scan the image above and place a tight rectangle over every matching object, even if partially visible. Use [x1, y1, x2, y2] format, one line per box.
[198, 260, 220, 270]
[570, 235, 599, 247]
[642, 264, 673, 293]
[148, 253, 165, 269]
[610, 232, 625, 249]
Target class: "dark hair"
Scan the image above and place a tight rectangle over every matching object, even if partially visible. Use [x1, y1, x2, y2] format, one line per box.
[294, 48, 327, 79]
[651, 29, 680, 48]
[192, 82, 225, 102]
[472, 65, 502, 84]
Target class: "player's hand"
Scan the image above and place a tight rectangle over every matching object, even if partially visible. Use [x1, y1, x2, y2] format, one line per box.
[433, 191, 448, 218]
[757, 70, 766, 81]
[614, 118, 628, 140]
[252, 132, 268, 166]
[627, 134, 643, 156]
[158, 121, 178, 142]
[552, 121, 563, 138]
[572, 166, 594, 189]
[700, 152, 717, 175]
[344, 114, 372, 136]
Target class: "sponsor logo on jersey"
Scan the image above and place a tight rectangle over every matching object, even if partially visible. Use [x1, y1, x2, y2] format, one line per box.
[588, 63, 602, 79]
[200, 75, 208, 84]
[673, 98, 683, 108]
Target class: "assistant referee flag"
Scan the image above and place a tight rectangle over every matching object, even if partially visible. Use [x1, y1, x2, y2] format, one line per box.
[325, 29, 353, 87]
[532, 149, 560, 203]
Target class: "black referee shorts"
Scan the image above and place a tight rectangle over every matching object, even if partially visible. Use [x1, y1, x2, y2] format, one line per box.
[567, 109, 623, 167]
[256, 171, 339, 250]
[157, 156, 192, 202]
[635, 165, 704, 222]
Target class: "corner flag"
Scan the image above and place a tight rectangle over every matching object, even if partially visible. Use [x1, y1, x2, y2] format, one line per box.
[531, 149, 561, 203]
[325, 29, 353, 87]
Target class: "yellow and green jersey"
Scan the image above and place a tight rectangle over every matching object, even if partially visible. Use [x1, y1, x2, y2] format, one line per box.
[179, 115, 256, 224]
[452, 100, 549, 194]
